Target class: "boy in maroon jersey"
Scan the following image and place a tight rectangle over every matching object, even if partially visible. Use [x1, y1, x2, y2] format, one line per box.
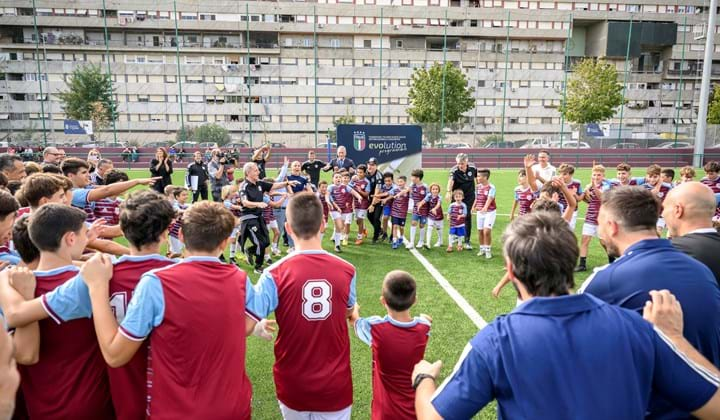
[701, 161, 720, 220]
[81, 201, 258, 419]
[350, 164, 372, 245]
[509, 166, 539, 221]
[0, 190, 178, 420]
[247, 191, 357, 419]
[388, 176, 411, 250]
[638, 164, 674, 236]
[317, 180, 331, 238]
[93, 169, 129, 227]
[1, 204, 114, 418]
[575, 165, 612, 272]
[351, 270, 431, 420]
[425, 183, 444, 247]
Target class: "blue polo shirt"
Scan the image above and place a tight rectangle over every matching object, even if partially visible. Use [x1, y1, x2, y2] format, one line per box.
[431, 294, 719, 419]
[580, 238, 720, 419]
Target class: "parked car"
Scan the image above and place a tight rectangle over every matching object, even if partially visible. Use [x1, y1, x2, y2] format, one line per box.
[171, 141, 199, 149]
[484, 141, 515, 149]
[608, 142, 640, 149]
[144, 141, 170, 148]
[270, 142, 286, 148]
[106, 142, 127, 148]
[519, 138, 554, 149]
[225, 142, 250, 149]
[197, 142, 219, 149]
[317, 142, 337, 149]
[441, 143, 472, 149]
[651, 142, 693, 149]
[548, 141, 591, 149]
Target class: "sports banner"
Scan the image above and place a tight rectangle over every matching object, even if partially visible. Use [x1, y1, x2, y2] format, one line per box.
[63, 120, 93, 135]
[336, 124, 422, 177]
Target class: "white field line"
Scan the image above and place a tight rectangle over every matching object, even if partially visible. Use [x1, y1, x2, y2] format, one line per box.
[404, 238, 488, 330]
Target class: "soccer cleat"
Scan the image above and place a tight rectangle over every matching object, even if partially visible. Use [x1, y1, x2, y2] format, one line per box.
[476, 250, 484, 257]
[416, 241, 424, 249]
[405, 243, 414, 250]
[446, 246, 453, 253]
[423, 243, 431, 250]
[574, 265, 587, 272]
[392, 241, 400, 250]
[335, 245, 342, 253]
[342, 238, 348, 246]
[355, 238, 363, 245]
[434, 242, 443, 248]
[485, 250, 492, 259]
[464, 243, 473, 250]
[272, 248, 281, 256]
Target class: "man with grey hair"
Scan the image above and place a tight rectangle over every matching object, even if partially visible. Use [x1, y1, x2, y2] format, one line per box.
[446, 153, 477, 249]
[413, 211, 720, 419]
[323, 146, 355, 175]
[664, 181, 720, 284]
[90, 159, 114, 186]
[238, 162, 297, 273]
[208, 148, 229, 202]
[42, 147, 63, 165]
[0, 154, 26, 181]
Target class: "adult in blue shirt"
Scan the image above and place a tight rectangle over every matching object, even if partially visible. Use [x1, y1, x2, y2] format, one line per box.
[579, 185, 720, 419]
[412, 212, 720, 419]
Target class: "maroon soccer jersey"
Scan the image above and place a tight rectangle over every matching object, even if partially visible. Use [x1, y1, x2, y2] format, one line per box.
[108, 255, 176, 420]
[448, 202, 467, 228]
[391, 188, 410, 219]
[702, 176, 720, 193]
[352, 177, 371, 210]
[355, 316, 431, 420]
[514, 186, 537, 216]
[584, 181, 612, 224]
[558, 179, 582, 212]
[329, 184, 353, 214]
[24, 266, 114, 418]
[411, 183, 430, 216]
[317, 191, 330, 219]
[427, 195, 444, 221]
[94, 197, 121, 225]
[262, 203, 276, 224]
[132, 259, 253, 419]
[474, 183, 497, 212]
[248, 251, 357, 412]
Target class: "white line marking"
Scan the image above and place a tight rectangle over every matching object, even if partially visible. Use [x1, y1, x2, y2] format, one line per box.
[404, 238, 488, 329]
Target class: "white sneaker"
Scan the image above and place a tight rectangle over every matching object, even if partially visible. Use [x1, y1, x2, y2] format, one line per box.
[476, 250, 484, 257]
[286, 247, 295, 254]
[434, 242, 443, 248]
[416, 241, 424, 249]
[464, 243, 473, 250]
[485, 250, 492, 259]
[272, 248, 281, 256]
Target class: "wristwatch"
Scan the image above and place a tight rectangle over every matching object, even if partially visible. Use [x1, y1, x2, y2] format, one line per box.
[412, 373, 436, 390]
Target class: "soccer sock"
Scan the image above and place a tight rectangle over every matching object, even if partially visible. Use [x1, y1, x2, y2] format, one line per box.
[435, 226, 443, 244]
[410, 226, 417, 244]
[419, 227, 426, 243]
[334, 233, 341, 246]
[426, 226, 433, 244]
[448, 234, 454, 247]
[579, 256, 587, 266]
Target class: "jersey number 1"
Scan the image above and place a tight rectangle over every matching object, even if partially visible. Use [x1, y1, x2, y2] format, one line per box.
[109, 292, 128, 323]
[302, 280, 332, 321]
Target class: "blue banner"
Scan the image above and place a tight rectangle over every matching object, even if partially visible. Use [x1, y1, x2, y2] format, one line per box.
[63, 120, 92, 135]
[337, 125, 422, 177]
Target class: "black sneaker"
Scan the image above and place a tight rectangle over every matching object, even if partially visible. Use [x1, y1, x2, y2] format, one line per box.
[335, 245, 342, 253]
[380, 232, 388, 241]
[219, 254, 227, 263]
[574, 265, 587, 272]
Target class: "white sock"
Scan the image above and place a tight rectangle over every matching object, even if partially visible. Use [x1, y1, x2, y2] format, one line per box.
[410, 226, 417, 244]
[334, 233, 341, 246]
[436, 227, 443, 244]
[426, 226, 433, 244]
[448, 234, 454, 247]
[418, 227, 426, 243]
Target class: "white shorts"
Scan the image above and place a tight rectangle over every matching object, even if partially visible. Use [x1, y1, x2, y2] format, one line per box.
[656, 217, 666, 229]
[582, 222, 598, 237]
[476, 210, 497, 230]
[168, 236, 184, 255]
[341, 213, 353, 224]
[279, 402, 351, 420]
[569, 211, 578, 231]
[354, 209, 367, 220]
[428, 218, 444, 229]
[330, 210, 341, 221]
[267, 220, 278, 230]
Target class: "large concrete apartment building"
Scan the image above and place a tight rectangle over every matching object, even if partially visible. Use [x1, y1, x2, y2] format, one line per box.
[0, 0, 716, 146]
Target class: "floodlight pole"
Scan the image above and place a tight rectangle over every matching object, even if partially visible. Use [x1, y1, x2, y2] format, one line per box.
[695, 0, 718, 167]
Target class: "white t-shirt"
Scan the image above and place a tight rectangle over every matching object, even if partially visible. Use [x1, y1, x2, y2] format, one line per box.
[532, 163, 556, 185]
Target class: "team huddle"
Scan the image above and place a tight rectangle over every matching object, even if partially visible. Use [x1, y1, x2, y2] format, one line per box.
[0, 149, 720, 419]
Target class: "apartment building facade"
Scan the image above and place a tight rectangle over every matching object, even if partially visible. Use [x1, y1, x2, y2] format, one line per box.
[0, 0, 716, 146]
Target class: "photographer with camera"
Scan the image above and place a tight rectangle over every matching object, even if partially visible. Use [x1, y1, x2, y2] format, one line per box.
[208, 149, 230, 202]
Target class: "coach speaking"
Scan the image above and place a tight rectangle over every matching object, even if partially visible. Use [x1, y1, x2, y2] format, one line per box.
[446, 153, 477, 249]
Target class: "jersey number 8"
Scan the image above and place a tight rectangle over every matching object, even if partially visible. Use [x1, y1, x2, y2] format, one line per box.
[302, 280, 332, 321]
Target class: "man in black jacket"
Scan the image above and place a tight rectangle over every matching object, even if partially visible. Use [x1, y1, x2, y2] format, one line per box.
[365, 157, 385, 243]
[186, 151, 210, 202]
[665, 181, 720, 284]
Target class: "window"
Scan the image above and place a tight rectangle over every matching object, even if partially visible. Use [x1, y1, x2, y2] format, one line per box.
[363, 39, 372, 48]
[477, 80, 485, 87]
[396, 40, 404, 48]
[138, 95, 149, 102]
[330, 39, 340, 48]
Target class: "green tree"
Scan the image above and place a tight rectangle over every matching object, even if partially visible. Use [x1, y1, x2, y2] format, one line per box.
[560, 58, 624, 128]
[407, 62, 475, 146]
[57, 65, 117, 142]
[177, 123, 231, 146]
[707, 84, 720, 125]
[329, 114, 356, 142]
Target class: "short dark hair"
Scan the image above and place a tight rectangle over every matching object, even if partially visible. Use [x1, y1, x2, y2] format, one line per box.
[0, 190, 19, 220]
[356, 164, 367, 172]
[18, 173, 64, 208]
[0, 172, 7, 189]
[704, 161, 720, 173]
[13, 215, 39, 264]
[104, 170, 129, 185]
[61, 158, 89, 176]
[28, 204, 86, 252]
[646, 164, 662, 176]
[602, 186, 659, 232]
[181, 201, 236, 252]
[539, 182, 561, 197]
[6, 181, 22, 196]
[661, 168, 675, 180]
[120, 190, 176, 249]
[318, 180, 328, 187]
[477, 168, 491, 179]
[97, 158, 113, 168]
[398, 175, 407, 182]
[51, 174, 73, 192]
[616, 163, 631, 172]
[287, 192, 322, 240]
[172, 187, 188, 198]
[518, 169, 527, 176]
[531, 198, 562, 214]
[538, 149, 550, 156]
[383, 172, 394, 181]
[24, 162, 41, 176]
[41, 164, 62, 174]
[557, 163, 575, 175]
[382, 270, 417, 311]
[411, 169, 424, 180]
[502, 212, 577, 297]
[0, 154, 21, 173]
